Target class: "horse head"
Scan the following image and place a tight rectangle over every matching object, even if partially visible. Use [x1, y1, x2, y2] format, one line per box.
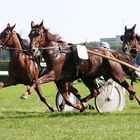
[0, 23, 16, 48]
[28, 20, 47, 56]
[120, 24, 139, 52]
[29, 20, 64, 56]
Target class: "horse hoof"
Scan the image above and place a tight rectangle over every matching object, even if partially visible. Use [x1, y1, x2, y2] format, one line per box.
[59, 103, 65, 111]
[87, 104, 95, 110]
[50, 108, 55, 112]
[80, 102, 87, 112]
[80, 108, 86, 112]
[20, 94, 29, 100]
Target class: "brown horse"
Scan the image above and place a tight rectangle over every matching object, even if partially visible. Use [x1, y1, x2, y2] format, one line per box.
[120, 24, 140, 83]
[0, 23, 55, 111]
[28, 21, 140, 111]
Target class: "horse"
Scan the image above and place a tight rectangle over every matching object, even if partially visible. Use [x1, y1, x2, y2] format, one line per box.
[0, 23, 55, 111]
[28, 21, 140, 111]
[120, 24, 140, 85]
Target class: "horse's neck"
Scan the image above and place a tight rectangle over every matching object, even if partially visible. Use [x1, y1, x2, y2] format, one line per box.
[9, 34, 23, 60]
[12, 34, 22, 50]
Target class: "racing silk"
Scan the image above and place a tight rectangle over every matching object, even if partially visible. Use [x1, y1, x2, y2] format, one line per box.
[135, 52, 140, 66]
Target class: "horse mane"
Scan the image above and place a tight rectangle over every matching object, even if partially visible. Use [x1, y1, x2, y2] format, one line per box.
[32, 24, 65, 43]
[16, 33, 30, 51]
[46, 31, 65, 43]
[42, 26, 65, 43]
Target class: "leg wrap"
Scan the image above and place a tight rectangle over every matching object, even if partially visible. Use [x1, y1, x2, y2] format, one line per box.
[120, 81, 129, 89]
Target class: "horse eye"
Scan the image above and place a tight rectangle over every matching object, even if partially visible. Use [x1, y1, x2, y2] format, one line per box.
[31, 31, 40, 37]
[128, 35, 133, 40]
[36, 32, 40, 36]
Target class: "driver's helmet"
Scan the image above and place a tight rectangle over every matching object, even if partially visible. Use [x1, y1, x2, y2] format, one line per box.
[99, 42, 110, 50]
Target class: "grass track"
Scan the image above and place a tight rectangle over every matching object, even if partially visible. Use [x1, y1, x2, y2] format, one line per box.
[0, 81, 140, 140]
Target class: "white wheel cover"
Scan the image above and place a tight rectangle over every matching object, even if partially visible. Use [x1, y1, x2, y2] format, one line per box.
[95, 80, 125, 113]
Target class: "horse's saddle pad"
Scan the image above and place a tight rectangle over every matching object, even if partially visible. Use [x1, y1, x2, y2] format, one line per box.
[76, 45, 88, 60]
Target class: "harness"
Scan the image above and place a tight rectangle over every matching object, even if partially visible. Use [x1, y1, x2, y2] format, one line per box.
[69, 44, 82, 77]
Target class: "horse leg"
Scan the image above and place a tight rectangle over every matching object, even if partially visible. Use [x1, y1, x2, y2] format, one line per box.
[81, 78, 99, 103]
[0, 78, 17, 89]
[20, 86, 32, 99]
[107, 59, 137, 102]
[61, 91, 88, 111]
[21, 71, 56, 99]
[37, 71, 56, 84]
[81, 88, 99, 103]
[57, 83, 83, 111]
[35, 85, 54, 112]
[58, 82, 69, 111]
[129, 80, 134, 100]
[112, 71, 140, 105]
[119, 80, 140, 105]
[108, 60, 140, 104]
[56, 81, 88, 111]
[59, 83, 82, 110]
[69, 83, 82, 101]
[21, 83, 36, 99]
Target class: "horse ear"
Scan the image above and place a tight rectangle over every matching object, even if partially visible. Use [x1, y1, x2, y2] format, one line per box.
[39, 20, 44, 27]
[10, 24, 16, 31]
[125, 25, 127, 31]
[11, 24, 16, 30]
[7, 23, 10, 28]
[31, 21, 35, 28]
[120, 35, 124, 41]
[132, 24, 136, 31]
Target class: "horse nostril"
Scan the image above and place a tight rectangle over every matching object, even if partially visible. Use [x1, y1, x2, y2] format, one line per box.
[31, 49, 35, 53]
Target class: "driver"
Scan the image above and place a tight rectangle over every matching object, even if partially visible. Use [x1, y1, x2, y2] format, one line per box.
[99, 42, 110, 50]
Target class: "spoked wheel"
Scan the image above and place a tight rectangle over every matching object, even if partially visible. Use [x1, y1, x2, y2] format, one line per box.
[95, 78, 125, 113]
[56, 91, 80, 111]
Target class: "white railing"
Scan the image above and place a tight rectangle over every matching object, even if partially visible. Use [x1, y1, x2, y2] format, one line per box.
[0, 71, 8, 76]
[0, 63, 46, 76]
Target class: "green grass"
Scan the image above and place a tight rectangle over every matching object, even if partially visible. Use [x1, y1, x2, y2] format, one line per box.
[0, 81, 140, 140]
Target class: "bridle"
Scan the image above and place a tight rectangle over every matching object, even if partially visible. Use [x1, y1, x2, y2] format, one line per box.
[0, 30, 28, 52]
[0, 30, 13, 47]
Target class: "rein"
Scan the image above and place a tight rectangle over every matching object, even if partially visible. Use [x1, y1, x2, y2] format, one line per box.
[3, 46, 28, 52]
